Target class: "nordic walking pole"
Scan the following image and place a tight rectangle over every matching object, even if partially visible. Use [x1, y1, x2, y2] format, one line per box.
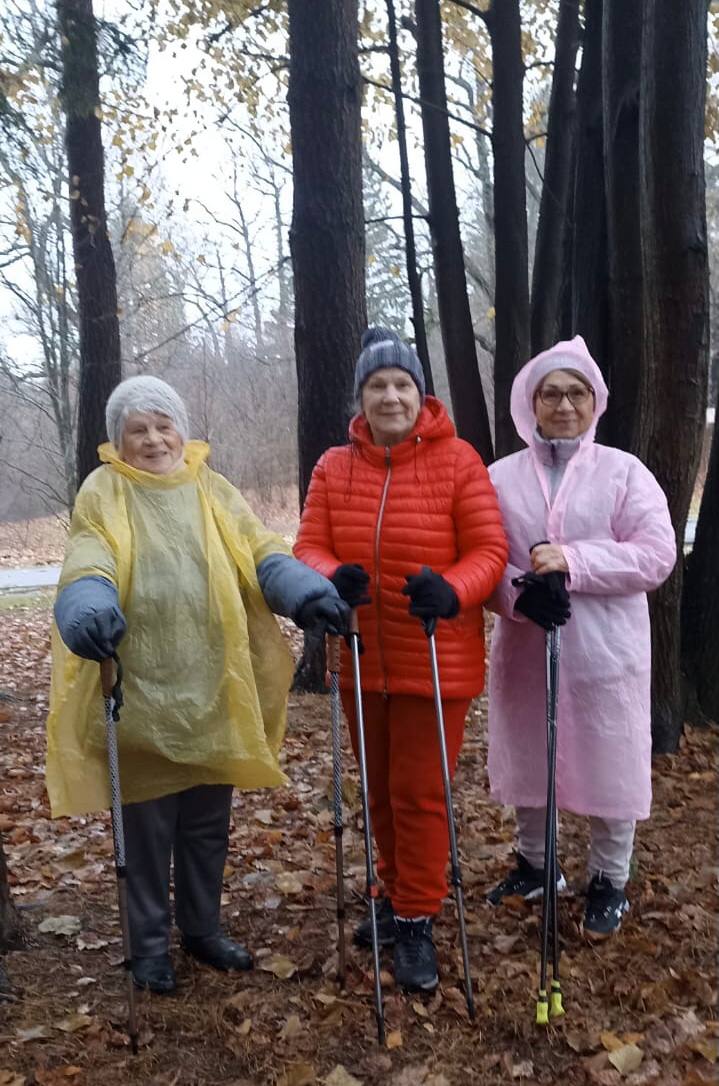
[326, 633, 346, 987]
[100, 655, 139, 1055]
[536, 624, 564, 1025]
[348, 610, 386, 1045]
[422, 617, 476, 1021]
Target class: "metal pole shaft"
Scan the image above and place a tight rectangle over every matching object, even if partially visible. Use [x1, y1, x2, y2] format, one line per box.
[549, 628, 563, 1016]
[327, 635, 346, 986]
[101, 658, 139, 1055]
[348, 615, 386, 1045]
[537, 626, 563, 1025]
[426, 628, 475, 1021]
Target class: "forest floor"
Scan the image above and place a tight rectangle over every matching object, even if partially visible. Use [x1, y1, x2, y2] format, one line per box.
[0, 522, 716, 1086]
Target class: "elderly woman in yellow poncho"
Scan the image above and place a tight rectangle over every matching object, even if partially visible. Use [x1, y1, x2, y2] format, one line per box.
[47, 376, 348, 994]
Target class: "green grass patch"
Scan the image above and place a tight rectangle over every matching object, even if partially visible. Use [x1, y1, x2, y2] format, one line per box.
[0, 587, 55, 612]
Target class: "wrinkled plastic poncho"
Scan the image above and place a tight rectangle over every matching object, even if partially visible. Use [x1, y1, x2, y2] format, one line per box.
[487, 337, 676, 820]
[47, 442, 294, 818]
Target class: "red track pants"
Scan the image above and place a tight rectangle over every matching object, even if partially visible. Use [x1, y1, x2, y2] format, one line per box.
[341, 691, 470, 918]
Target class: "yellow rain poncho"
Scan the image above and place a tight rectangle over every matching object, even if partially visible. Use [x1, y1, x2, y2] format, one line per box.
[47, 441, 294, 818]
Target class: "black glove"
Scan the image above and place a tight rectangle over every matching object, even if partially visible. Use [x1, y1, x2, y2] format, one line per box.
[401, 566, 459, 620]
[296, 595, 350, 637]
[512, 571, 571, 630]
[330, 563, 371, 608]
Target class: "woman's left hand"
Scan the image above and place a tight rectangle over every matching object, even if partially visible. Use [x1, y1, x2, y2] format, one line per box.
[530, 543, 568, 576]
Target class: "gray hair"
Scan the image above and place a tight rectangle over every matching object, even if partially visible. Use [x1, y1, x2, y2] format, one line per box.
[105, 376, 190, 448]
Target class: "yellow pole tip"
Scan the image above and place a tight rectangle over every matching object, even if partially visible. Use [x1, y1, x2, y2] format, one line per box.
[550, 993, 565, 1018]
[536, 992, 549, 1026]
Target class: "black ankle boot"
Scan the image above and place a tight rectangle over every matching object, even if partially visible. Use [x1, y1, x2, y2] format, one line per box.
[182, 932, 253, 972]
[353, 897, 395, 947]
[393, 917, 438, 991]
[132, 953, 176, 994]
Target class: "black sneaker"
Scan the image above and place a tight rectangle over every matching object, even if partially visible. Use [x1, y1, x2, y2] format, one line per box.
[353, 896, 395, 947]
[393, 917, 439, 992]
[487, 851, 567, 907]
[583, 874, 629, 940]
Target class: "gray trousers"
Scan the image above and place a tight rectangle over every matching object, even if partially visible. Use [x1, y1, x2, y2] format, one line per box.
[122, 784, 233, 957]
[516, 805, 636, 889]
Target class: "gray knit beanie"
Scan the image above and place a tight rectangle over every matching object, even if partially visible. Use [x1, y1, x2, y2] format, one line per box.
[353, 327, 426, 401]
[105, 375, 190, 448]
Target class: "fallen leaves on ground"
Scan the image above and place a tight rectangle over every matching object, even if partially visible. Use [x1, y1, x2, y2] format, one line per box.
[0, 595, 717, 1086]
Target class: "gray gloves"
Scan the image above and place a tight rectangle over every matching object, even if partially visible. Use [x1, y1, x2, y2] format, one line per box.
[54, 576, 126, 661]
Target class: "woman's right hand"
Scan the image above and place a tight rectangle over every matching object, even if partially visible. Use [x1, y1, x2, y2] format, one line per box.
[330, 563, 371, 608]
[55, 577, 127, 661]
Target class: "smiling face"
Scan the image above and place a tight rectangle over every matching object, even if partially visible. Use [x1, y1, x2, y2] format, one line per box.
[119, 411, 185, 474]
[361, 366, 422, 447]
[533, 369, 595, 440]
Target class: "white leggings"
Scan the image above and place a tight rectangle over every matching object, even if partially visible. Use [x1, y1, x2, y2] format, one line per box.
[516, 806, 636, 889]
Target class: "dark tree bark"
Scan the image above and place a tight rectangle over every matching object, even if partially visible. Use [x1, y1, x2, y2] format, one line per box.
[288, 0, 366, 505]
[600, 0, 643, 449]
[637, 0, 709, 752]
[530, 0, 580, 356]
[415, 0, 493, 464]
[683, 408, 718, 725]
[571, 0, 609, 372]
[486, 0, 530, 457]
[57, 0, 121, 487]
[287, 0, 366, 692]
[385, 0, 434, 395]
[0, 831, 21, 952]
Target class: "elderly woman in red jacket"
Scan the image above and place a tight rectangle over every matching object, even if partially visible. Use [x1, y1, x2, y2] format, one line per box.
[295, 328, 507, 991]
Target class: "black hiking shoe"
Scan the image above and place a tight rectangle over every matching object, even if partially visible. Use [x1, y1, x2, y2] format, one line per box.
[182, 932, 253, 971]
[132, 953, 176, 994]
[393, 917, 439, 992]
[486, 851, 567, 907]
[353, 896, 395, 948]
[583, 874, 629, 940]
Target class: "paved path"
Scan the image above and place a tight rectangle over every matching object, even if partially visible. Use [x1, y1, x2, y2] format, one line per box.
[0, 566, 60, 591]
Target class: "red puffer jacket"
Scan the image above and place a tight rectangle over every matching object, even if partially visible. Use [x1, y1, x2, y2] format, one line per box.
[294, 397, 508, 698]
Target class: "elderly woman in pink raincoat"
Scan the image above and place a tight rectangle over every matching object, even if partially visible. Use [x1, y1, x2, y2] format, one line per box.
[485, 336, 676, 939]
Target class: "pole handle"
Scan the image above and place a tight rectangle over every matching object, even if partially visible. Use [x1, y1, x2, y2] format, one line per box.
[422, 616, 437, 638]
[100, 657, 115, 698]
[349, 608, 359, 636]
[326, 633, 341, 672]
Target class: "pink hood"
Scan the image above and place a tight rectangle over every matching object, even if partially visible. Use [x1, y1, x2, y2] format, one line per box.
[510, 335, 609, 447]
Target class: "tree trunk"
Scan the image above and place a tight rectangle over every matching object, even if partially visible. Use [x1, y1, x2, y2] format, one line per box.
[385, 0, 434, 395]
[682, 406, 718, 725]
[486, 0, 530, 458]
[57, 0, 121, 487]
[0, 832, 21, 952]
[287, 0, 366, 505]
[415, 0, 493, 464]
[600, 0, 643, 449]
[637, 0, 709, 752]
[571, 0, 609, 371]
[530, 0, 580, 356]
[287, 0, 366, 693]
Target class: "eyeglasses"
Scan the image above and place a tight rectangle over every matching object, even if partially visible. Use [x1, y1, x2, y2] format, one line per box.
[537, 385, 594, 408]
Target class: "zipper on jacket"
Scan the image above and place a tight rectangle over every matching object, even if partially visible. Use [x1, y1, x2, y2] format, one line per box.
[374, 448, 392, 697]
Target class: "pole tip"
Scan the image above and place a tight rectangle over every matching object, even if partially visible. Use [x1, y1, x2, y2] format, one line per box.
[536, 992, 549, 1027]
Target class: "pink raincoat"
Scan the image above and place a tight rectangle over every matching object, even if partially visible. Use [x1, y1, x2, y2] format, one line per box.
[487, 337, 676, 820]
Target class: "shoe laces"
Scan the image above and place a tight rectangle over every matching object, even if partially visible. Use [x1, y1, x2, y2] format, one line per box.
[396, 918, 433, 956]
[588, 874, 623, 913]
